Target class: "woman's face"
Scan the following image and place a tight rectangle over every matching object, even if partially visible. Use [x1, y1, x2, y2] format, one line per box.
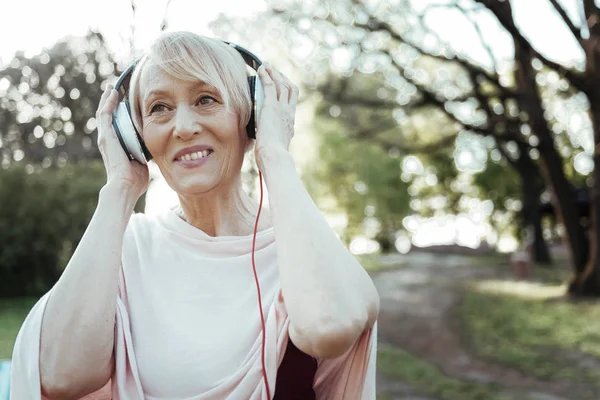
[138, 62, 248, 195]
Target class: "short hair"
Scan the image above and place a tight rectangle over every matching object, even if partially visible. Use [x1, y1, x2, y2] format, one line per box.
[128, 31, 252, 135]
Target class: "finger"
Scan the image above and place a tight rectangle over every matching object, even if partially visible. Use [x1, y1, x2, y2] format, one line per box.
[279, 83, 290, 104]
[270, 66, 296, 104]
[266, 65, 288, 102]
[97, 87, 111, 114]
[289, 84, 299, 109]
[264, 63, 283, 101]
[257, 63, 277, 102]
[98, 89, 119, 131]
[97, 84, 117, 118]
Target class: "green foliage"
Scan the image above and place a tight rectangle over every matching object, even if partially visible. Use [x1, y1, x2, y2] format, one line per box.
[473, 156, 520, 213]
[472, 155, 521, 236]
[459, 284, 600, 389]
[410, 150, 462, 218]
[306, 118, 412, 246]
[0, 297, 37, 358]
[307, 69, 467, 248]
[378, 344, 505, 400]
[0, 162, 106, 297]
[0, 31, 119, 167]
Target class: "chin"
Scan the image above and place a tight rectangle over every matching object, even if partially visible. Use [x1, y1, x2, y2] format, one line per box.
[167, 176, 220, 196]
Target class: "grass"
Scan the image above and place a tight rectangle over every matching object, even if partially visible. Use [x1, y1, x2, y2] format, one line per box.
[469, 254, 513, 268]
[357, 253, 405, 274]
[377, 344, 510, 400]
[356, 253, 384, 272]
[0, 297, 37, 359]
[458, 279, 600, 387]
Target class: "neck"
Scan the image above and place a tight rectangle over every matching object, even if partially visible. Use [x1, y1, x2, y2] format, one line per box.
[175, 177, 270, 237]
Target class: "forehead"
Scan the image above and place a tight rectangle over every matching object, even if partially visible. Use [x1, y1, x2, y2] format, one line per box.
[138, 63, 174, 96]
[137, 62, 214, 102]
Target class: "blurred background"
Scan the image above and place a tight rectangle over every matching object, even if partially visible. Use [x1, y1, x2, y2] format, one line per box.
[2, 0, 600, 399]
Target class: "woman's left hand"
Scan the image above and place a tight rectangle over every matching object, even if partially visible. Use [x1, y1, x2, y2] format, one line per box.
[255, 63, 299, 171]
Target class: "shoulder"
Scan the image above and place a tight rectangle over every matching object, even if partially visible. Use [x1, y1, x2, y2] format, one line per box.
[125, 210, 168, 236]
[120, 211, 170, 277]
[122, 211, 165, 251]
[125, 212, 151, 238]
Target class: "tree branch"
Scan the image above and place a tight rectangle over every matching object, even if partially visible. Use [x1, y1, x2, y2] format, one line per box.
[494, 137, 519, 169]
[548, 0, 585, 48]
[355, 18, 519, 98]
[375, 46, 527, 145]
[351, 125, 459, 155]
[130, 0, 136, 56]
[584, 0, 600, 36]
[475, 0, 588, 93]
[457, 3, 500, 72]
[160, 0, 174, 31]
[320, 96, 409, 110]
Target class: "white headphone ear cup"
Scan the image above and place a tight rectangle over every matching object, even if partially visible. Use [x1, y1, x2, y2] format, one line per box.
[254, 75, 264, 126]
[114, 102, 147, 164]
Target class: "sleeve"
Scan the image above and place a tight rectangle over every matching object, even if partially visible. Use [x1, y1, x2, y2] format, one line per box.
[9, 214, 147, 400]
[9, 288, 113, 400]
[312, 323, 378, 400]
[9, 290, 51, 400]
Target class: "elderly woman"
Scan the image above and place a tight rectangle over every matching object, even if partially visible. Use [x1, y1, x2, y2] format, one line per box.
[11, 32, 379, 399]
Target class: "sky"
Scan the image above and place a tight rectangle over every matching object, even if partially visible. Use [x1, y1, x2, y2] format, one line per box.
[0, 0, 268, 62]
[0, 0, 592, 251]
[0, 0, 588, 65]
[412, 0, 586, 69]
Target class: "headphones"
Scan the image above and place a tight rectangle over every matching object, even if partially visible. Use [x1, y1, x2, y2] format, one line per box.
[111, 41, 264, 164]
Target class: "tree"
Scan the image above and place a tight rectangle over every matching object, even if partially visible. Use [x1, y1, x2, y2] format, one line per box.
[0, 31, 120, 169]
[305, 74, 414, 249]
[474, 0, 598, 294]
[268, 0, 599, 296]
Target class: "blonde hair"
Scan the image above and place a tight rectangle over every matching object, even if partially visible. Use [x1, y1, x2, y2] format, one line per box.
[128, 32, 252, 135]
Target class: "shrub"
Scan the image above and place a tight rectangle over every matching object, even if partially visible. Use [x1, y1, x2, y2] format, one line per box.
[0, 162, 106, 297]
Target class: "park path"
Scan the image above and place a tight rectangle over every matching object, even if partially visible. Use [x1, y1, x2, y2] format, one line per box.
[371, 252, 586, 400]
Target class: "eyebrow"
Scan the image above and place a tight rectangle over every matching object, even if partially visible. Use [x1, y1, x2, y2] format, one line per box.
[142, 82, 218, 107]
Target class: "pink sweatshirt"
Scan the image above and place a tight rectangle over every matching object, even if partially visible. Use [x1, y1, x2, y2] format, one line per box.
[11, 208, 377, 399]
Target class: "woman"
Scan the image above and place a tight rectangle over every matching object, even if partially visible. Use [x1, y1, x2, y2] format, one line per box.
[11, 32, 380, 399]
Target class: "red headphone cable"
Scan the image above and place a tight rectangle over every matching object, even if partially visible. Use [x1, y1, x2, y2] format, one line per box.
[251, 170, 271, 399]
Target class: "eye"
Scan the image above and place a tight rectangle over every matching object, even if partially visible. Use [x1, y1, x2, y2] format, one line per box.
[149, 103, 169, 114]
[197, 95, 217, 106]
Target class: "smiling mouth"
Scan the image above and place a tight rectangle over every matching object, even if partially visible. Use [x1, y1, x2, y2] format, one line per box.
[175, 150, 213, 162]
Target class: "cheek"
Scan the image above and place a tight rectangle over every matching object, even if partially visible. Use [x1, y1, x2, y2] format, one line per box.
[142, 125, 169, 157]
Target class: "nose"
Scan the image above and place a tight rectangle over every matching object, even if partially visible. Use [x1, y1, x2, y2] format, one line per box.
[172, 105, 202, 140]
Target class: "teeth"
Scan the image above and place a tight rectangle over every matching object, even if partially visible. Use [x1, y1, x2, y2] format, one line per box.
[177, 150, 211, 161]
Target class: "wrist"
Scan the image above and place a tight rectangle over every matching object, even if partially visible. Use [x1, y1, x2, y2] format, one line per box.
[256, 145, 294, 171]
[99, 180, 140, 211]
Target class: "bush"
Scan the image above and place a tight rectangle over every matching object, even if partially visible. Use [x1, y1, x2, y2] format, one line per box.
[0, 162, 107, 297]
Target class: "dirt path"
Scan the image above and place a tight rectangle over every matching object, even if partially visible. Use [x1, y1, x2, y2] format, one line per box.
[371, 252, 582, 400]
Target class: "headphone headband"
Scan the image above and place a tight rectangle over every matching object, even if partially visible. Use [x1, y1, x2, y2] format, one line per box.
[223, 41, 262, 70]
[114, 41, 262, 102]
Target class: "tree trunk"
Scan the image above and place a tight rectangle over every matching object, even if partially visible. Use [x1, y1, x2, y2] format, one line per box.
[576, 95, 600, 296]
[531, 206, 551, 264]
[375, 222, 395, 253]
[516, 141, 552, 265]
[570, 19, 600, 296]
[514, 40, 593, 294]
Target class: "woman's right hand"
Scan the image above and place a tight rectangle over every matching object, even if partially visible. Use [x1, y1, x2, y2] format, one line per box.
[96, 84, 149, 201]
